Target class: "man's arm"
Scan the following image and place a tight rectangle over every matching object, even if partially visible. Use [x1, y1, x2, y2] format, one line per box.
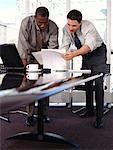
[48, 21, 59, 49]
[62, 44, 91, 60]
[17, 17, 30, 66]
[60, 26, 72, 50]
[21, 58, 28, 67]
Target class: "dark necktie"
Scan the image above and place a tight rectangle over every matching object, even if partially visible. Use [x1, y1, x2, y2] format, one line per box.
[74, 32, 82, 49]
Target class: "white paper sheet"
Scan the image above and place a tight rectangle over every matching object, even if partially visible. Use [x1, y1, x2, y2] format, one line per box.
[32, 49, 66, 70]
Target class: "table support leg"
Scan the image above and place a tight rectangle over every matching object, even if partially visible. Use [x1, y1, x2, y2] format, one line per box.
[6, 98, 79, 149]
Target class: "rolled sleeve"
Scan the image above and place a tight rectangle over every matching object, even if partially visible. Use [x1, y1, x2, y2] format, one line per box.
[84, 35, 96, 51]
[17, 18, 30, 59]
[82, 21, 103, 52]
[48, 21, 59, 49]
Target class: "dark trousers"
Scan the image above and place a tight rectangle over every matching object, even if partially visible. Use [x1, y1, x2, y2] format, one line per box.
[82, 43, 107, 119]
[85, 75, 104, 119]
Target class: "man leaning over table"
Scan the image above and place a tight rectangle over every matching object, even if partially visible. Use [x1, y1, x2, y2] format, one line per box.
[60, 9, 107, 129]
[17, 6, 59, 126]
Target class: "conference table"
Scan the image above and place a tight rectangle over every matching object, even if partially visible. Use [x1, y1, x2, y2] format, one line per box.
[0, 69, 103, 148]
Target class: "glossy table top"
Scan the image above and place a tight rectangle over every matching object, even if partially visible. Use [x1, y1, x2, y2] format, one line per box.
[0, 70, 103, 114]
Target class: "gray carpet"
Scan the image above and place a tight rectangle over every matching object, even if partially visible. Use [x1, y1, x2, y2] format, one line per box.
[0, 106, 113, 150]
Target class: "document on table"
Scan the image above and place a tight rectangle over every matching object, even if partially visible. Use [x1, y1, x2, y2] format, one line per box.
[32, 49, 66, 70]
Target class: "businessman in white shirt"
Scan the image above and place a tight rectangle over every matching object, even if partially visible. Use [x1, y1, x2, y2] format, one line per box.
[61, 9, 107, 129]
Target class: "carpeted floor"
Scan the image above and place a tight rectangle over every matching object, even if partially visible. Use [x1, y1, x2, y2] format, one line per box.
[0, 106, 113, 150]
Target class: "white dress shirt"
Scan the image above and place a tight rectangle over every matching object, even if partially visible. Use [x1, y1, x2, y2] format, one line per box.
[60, 20, 103, 52]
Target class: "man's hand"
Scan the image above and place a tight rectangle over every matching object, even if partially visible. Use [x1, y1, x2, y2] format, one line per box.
[62, 45, 91, 61]
[62, 51, 74, 60]
[22, 59, 28, 67]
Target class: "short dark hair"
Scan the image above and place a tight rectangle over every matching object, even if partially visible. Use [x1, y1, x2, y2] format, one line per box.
[67, 9, 82, 23]
[35, 6, 49, 17]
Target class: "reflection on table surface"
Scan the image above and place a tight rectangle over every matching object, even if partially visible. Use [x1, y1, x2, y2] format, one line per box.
[0, 70, 103, 115]
[0, 71, 83, 115]
[0, 71, 82, 92]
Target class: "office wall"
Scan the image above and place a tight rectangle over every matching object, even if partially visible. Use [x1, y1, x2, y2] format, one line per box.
[50, 90, 113, 104]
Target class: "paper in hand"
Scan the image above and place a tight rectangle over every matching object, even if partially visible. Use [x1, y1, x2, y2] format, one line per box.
[32, 49, 66, 70]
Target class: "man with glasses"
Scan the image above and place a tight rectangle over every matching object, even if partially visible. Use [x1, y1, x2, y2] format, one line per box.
[17, 6, 59, 126]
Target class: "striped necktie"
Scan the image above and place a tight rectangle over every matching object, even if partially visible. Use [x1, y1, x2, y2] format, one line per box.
[74, 32, 82, 49]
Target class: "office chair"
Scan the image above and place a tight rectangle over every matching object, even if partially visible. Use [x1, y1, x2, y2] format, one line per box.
[69, 65, 112, 116]
[0, 43, 26, 122]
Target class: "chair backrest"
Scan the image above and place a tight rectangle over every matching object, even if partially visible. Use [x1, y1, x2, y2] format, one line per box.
[0, 43, 24, 68]
[0, 74, 23, 90]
